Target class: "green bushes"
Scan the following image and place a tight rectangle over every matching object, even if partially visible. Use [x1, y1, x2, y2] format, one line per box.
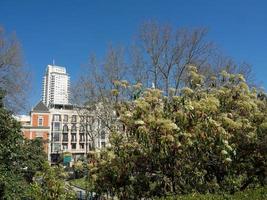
[157, 186, 267, 200]
[69, 177, 87, 190]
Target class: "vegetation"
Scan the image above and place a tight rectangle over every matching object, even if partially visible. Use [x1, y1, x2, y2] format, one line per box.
[69, 177, 87, 190]
[0, 26, 75, 200]
[157, 186, 267, 200]
[28, 162, 76, 200]
[0, 22, 266, 200]
[0, 90, 47, 199]
[0, 26, 30, 113]
[85, 67, 267, 199]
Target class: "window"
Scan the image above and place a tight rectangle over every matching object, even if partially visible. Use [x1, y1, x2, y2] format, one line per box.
[71, 125, 77, 133]
[62, 144, 68, 150]
[79, 126, 85, 133]
[79, 133, 85, 142]
[71, 143, 76, 149]
[79, 143, 84, 149]
[71, 134, 77, 142]
[89, 142, 95, 150]
[63, 115, 68, 122]
[63, 125, 68, 133]
[62, 133, 68, 142]
[101, 131, 106, 140]
[53, 132, 60, 142]
[101, 142, 106, 148]
[71, 115, 77, 122]
[53, 122, 60, 131]
[38, 116, 43, 126]
[36, 132, 43, 138]
[53, 114, 61, 121]
[53, 143, 61, 152]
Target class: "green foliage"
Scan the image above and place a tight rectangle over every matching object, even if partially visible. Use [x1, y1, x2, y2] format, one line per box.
[0, 89, 47, 199]
[157, 186, 267, 200]
[72, 160, 87, 179]
[28, 162, 76, 200]
[86, 68, 267, 199]
[69, 177, 87, 190]
[22, 138, 47, 182]
[0, 91, 26, 199]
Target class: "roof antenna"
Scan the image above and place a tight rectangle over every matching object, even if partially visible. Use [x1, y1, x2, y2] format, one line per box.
[52, 59, 55, 66]
[152, 82, 155, 89]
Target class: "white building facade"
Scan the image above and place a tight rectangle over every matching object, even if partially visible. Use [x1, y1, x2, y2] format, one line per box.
[49, 104, 108, 165]
[42, 65, 70, 107]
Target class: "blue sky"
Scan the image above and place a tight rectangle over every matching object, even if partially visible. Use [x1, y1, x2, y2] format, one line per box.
[1, 0, 267, 108]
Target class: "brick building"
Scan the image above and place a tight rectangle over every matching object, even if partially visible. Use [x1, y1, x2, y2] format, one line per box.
[21, 101, 50, 155]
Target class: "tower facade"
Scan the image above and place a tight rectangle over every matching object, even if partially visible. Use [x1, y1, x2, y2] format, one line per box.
[42, 65, 70, 107]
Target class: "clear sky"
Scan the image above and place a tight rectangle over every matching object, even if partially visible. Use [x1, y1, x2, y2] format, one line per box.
[1, 0, 267, 108]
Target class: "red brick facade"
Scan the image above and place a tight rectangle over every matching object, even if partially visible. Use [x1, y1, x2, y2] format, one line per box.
[20, 102, 50, 155]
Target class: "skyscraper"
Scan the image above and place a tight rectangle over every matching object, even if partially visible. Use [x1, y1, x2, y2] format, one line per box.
[42, 64, 70, 107]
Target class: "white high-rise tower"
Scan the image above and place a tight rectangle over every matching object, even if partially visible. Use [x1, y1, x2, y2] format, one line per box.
[42, 64, 70, 107]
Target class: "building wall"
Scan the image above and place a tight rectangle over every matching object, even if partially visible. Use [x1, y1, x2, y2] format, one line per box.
[21, 112, 50, 155]
[31, 113, 49, 127]
[23, 130, 31, 139]
[20, 105, 109, 166]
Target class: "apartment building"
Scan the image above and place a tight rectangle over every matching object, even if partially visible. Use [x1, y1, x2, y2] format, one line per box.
[42, 65, 70, 107]
[20, 102, 108, 166]
[49, 104, 108, 164]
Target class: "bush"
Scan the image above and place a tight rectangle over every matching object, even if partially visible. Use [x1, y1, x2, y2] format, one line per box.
[157, 186, 267, 200]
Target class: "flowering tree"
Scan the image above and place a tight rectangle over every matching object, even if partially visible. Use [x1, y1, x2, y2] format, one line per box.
[86, 66, 267, 199]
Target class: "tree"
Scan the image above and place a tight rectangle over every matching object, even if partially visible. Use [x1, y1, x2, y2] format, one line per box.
[22, 138, 47, 182]
[0, 91, 44, 199]
[75, 21, 255, 108]
[0, 88, 47, 199]
[138, 21, 214, 94]
[28, 162, 76, 200]
[0, 26, 30, 113]
[0, 89, 27, 199]
[72, 46, 127, 153]
[87, 67, 267, 199]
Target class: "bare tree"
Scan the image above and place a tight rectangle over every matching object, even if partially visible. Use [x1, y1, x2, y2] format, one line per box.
[128, 45, 147, 85]
[71, 46, 126, 153]
[203, 53, 255, 86]
[136, 21, 215, 95]
[73, 20, 256, 137]
[0, 26, 30, 113]
[138, 21, 170, 90]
